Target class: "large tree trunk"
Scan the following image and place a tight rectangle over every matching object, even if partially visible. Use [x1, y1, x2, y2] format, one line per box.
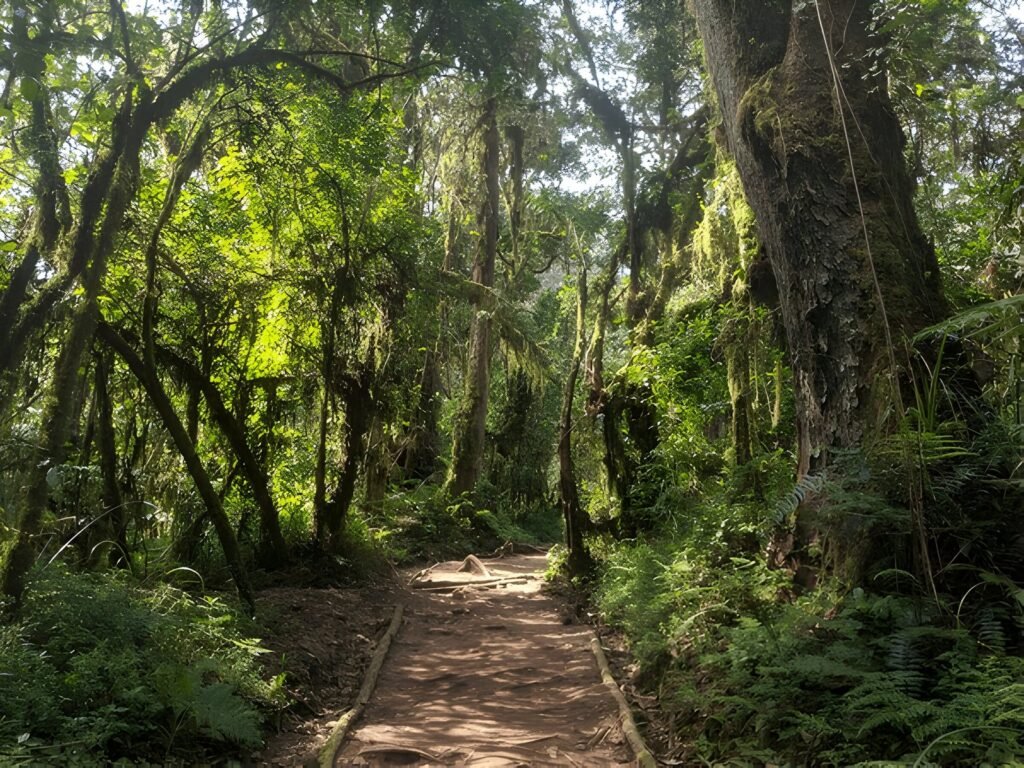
[446, 96, 500, 497]
[689, 0, 949, 476]
[559, 265, 591, 575]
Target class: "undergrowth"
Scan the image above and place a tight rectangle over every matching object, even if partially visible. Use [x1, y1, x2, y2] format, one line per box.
[594, 434, 1024, 766]
[597, 531, 1024, 765]
[363, 482, 561, 563]
[0, 565, 285, 765]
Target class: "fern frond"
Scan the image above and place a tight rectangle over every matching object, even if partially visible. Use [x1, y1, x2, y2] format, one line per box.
[772, 473, 825, 525]
[193, 682, 262, 747]
[915, 294, 1024, 341]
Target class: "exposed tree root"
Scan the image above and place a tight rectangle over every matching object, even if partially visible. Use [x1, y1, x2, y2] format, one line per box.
[457, 554, 492, 576]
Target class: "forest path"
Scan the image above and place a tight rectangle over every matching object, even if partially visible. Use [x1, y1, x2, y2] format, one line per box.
[334, 553, 633, 767]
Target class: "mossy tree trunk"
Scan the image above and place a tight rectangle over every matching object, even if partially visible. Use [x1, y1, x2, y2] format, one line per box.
[363, 414, 390, 515]
[559, 263, 592, 575]
[94, 348, 129, 568]
[320, 368, 374, 552]
[403, 345, 443, 480]
[157, 347, 289, 568]
[0, 141, 140, 605]
[447, 96, 500, 498]
[726, 325, 754, 468]
[690, 0, 949, 476]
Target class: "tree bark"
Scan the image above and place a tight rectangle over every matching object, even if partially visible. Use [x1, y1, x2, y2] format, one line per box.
[559, 264, 591, 575]
[94, 349, 129, 568]
[446, 96, 500, 498]
[689, 0, 949, 476]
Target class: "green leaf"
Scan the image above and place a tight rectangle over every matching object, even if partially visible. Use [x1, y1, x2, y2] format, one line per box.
[19, 78, 40, 102]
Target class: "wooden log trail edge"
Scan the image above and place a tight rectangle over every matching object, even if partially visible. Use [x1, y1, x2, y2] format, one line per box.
[317, 603, 405, 768]
[590, 636, 658, 768]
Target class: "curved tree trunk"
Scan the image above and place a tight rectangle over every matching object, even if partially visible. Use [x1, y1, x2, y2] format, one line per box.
[689, 0, 949, 476]
[157, 346, 289, 568]
[97, 323, 255, 613]
[321, 369, 374, 551]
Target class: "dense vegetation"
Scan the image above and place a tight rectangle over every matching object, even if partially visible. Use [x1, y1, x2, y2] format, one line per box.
[1, 0, 1022, 764]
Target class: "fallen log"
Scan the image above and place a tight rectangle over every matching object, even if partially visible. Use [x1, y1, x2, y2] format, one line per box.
[317, 603, 404, 768]
[590, 636, 657, 768]
[410, 575, 532, 590]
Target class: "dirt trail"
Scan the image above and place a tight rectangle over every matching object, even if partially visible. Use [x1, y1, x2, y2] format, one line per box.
[334, 553, 634, 767]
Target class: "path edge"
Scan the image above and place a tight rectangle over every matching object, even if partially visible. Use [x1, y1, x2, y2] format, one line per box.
[590, 635, 658, 768]
[317, 602, 404, 768]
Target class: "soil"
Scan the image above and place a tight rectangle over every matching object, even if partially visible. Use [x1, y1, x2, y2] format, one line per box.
[253, 553, 639, 767]
[253, 582, 398, 766]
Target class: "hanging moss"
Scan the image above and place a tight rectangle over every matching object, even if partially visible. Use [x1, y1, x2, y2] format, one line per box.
[692, 156, 758, 291]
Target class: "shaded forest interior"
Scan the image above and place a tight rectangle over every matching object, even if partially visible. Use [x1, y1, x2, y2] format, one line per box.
[1, 0, 1023, 764]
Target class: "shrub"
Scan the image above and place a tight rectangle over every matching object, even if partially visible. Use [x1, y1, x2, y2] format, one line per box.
[0, 565, 284, 764]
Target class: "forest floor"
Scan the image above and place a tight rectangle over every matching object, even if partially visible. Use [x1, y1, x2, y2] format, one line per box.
[255, 552, 638, 767]
[253, 577, 399, 765]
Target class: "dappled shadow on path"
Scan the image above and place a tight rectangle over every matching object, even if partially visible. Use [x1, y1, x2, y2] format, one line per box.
[336, 554, 631, 767]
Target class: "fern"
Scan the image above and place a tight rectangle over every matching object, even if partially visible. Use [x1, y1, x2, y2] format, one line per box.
[155, 663, 262, 749]
[915, 293, 1024, 342]
[885, 632, 926, 696]
[974, 604, 1008, 653]
[193, 683, 262, 746]
[772, 472, 825, 525]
